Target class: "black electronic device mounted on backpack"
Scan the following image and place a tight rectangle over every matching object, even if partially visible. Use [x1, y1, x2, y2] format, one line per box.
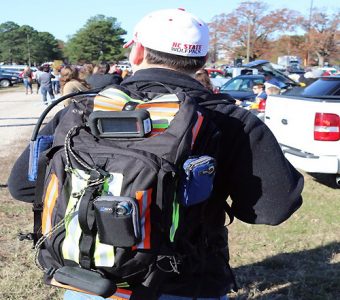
[54, 266, 117, 298]
[88, 109, 152, 138]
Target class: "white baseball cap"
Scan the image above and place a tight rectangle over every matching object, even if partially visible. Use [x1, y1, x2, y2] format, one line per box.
[264, 80, 281, 90]
[124, 8, 209, 57]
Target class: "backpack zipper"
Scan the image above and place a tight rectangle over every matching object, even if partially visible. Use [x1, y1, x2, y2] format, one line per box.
[185, 156, 214, 172]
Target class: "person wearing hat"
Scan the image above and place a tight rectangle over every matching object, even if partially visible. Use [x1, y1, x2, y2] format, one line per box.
[263, 71, 282, 89]
[264, 80, 281, 95]
[8, 8, 303, 300]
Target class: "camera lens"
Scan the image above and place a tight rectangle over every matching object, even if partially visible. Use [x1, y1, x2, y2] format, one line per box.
[116, 201, 132, 216]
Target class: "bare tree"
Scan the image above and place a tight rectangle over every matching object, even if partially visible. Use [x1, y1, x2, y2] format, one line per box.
[209, 1, 301, 62]
[272, 35, 306, 63]
[302, 9, 339, 66]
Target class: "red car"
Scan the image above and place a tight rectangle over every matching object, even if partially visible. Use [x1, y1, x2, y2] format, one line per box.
[205, 68, 225, 78]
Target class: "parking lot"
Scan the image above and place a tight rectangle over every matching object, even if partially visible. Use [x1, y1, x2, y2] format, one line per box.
[0, 87, 61, 154]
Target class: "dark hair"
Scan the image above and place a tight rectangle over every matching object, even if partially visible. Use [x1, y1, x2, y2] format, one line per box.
[195, 69, 213, 91]
[43, 65, 50, 72]
[60, 65, 90, 92]
[96, 62, 110, 74]
[145, 48, 207, 73]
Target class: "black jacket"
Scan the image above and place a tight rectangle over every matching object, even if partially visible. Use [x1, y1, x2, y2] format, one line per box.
[8, 68, 303, 298]
[86, 73, 123, 89]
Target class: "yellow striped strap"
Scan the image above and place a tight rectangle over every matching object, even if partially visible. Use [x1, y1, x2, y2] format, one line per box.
[62, 169, 115, 267]
[94, 88, 143, 111]
[93, 88, 181, 133]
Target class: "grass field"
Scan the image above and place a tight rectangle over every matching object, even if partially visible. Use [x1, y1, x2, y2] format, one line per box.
[0, 125, 339, 299]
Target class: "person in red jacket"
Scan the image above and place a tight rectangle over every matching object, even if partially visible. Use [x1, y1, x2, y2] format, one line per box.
[20, 66, 33, 95]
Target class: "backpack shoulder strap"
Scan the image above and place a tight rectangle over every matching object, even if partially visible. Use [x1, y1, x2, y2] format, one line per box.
[31, 89, 100, 143]
[196, 94, 235, 225]
[198, 91, 236, 107]
[31, 153, 49, 244]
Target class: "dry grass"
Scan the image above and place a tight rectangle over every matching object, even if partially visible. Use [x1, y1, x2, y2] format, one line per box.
[0, 138, 62, 300]
[0, 132, 339, 299]
[228, 173, 340, 299]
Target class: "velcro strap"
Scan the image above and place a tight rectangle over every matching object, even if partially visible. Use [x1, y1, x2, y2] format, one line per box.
[78, 185, 98, 269]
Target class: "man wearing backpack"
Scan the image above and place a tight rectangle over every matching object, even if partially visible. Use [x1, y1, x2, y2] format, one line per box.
[8, 8, 303, 300]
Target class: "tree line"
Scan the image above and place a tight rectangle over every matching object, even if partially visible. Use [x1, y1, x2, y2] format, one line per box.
[0, 22, 63, 65]
[209, 1, 339, 66]
[0, 15, 127, 66]
[0, 1, 338, 67]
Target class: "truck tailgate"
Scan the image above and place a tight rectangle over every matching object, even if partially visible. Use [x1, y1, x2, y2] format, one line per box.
[264, 95, 340, 156]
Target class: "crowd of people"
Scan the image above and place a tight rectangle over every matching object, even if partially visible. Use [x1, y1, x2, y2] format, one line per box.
[21, 59, 327, 109]
[21, 63, 131, 105]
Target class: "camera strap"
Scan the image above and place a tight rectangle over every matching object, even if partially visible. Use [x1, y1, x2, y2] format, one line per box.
[78, 181, 100, 269]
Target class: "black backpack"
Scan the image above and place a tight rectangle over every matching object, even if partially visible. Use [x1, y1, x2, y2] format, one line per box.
[25, 86, 229, 299]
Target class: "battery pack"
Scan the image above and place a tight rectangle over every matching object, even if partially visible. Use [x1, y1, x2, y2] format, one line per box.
[54, 266, 117, 298]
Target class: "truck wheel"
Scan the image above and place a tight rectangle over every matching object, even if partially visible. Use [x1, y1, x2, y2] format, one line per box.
[0, 79, 11, 88]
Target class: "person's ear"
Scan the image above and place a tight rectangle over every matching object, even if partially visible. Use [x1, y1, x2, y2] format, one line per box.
[130, 42, 145, 65]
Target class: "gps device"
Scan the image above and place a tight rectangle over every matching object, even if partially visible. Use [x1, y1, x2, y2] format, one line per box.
[88, 110, 152, 138]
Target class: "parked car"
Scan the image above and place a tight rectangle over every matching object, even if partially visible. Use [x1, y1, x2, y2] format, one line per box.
[316, 67, 338, 76]
[0, 65, 38, 84]
[243, 60, 300, 90]
[0, 65, 37, 76]
[219, 74, 265, 101]
[205, 68, 230, 89]
[224, 66, 259, 78]
[205, 68, 225, 78]
[286, 65, 305, 75]
[0, 70, 21, 88]
[264, 76, 340, 186]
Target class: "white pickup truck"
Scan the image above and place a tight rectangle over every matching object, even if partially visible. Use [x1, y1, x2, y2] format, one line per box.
[264, 77, 340, 186]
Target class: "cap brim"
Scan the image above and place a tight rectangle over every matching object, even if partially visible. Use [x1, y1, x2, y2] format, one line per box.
[264, 82, 280, 89]
[123, 40, 134, 48]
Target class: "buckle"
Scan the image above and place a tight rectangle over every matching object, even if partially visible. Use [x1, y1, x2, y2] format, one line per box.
[33, 203, 43, 212]
[45, 266, 57, 278]
[18, 232, 35, 241]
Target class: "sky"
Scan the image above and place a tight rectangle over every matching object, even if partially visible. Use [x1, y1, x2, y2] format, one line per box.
[0, 0, 338, 42]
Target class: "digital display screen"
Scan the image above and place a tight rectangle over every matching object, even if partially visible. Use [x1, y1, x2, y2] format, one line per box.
[100, 118, 139, 134]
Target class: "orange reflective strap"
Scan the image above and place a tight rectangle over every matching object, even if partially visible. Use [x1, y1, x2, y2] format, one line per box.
[111, 288, 132, 299]
[93, 88, 181, 136]
[41, 173, 59, 235]
[135, 189, 152, 249]
[191, 111, 204, 149]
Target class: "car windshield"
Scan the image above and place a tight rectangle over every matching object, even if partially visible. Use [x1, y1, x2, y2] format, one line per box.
[302, 78, 340, 96]
[221, 77, 263, 92]
[283, 78, 340, 97]
[222, 78, 245, 91]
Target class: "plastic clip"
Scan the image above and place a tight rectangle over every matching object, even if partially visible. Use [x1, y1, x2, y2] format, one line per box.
[32, 203, 43, 212]
[18, 232, 34, 241]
